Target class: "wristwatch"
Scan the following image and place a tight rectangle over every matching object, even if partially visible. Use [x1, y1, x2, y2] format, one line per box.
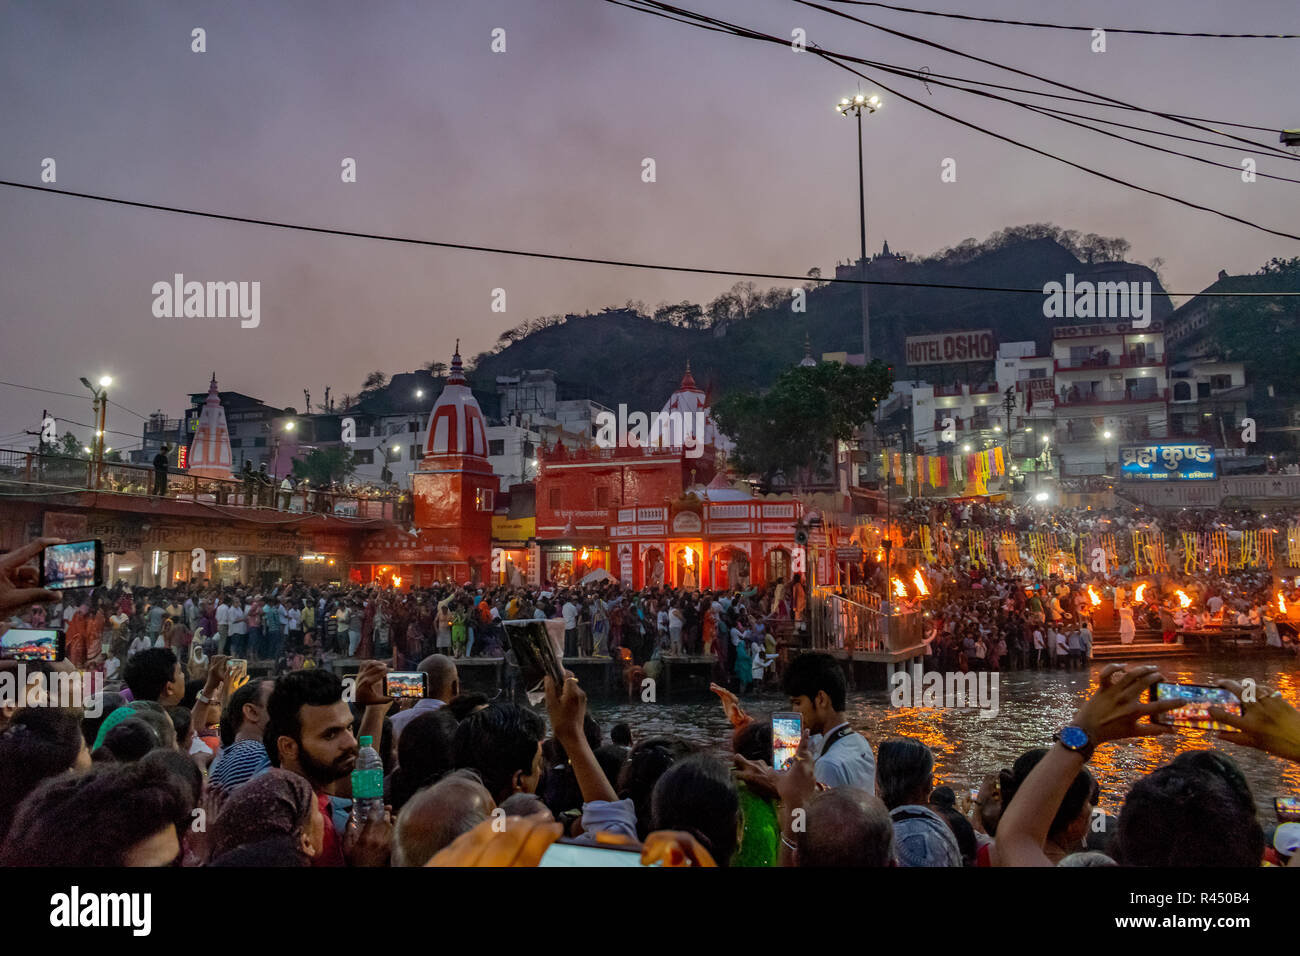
[1053, 725, 1095, 761]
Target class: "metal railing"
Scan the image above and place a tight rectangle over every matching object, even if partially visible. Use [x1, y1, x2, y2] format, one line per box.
[810, 586, 923, 655]
[0, 448, 411, 521]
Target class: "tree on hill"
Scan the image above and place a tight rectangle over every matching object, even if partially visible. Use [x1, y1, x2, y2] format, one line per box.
[292, 446, 355, 486]
[1214, 257, 1300, 394]
[713, 360, 893, 489]
[361, 371, 389, 392]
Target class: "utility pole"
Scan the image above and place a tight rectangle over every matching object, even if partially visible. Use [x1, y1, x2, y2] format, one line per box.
[1003, 387, 1016, 488]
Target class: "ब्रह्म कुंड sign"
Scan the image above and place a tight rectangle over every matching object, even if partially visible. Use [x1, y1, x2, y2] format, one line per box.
[1119, 443, 1218, 481]
[905, 330, 996, 366]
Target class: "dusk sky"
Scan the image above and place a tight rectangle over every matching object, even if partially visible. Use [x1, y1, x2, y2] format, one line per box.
[2, 0, 1297, 450]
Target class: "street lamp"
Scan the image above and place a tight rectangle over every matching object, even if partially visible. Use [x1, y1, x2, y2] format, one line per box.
[836, 91, 882, 362]
[79, 374, 112, 488]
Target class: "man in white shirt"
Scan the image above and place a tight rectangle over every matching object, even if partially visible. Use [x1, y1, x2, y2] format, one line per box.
[1032, 627, 1045, 669]
[561, 595, 579, 658]
[781, 652, 875, 792]
[390, 654, 460, 741]
[215, 597, 232, 654]
[228, 600, 248, 658]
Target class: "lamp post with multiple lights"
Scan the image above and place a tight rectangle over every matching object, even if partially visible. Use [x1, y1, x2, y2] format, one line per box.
[79, 374, 112, 488]
[835, 91, 881, 362]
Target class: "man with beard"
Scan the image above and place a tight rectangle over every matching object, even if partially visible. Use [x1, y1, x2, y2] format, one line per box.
[263, 664, 393, 866]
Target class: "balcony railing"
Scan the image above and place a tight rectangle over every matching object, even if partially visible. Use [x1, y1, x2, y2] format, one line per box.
[1055, 387, 1168, 408]
[0, 448, 410, 521]
[1054, 353, 1164, 372]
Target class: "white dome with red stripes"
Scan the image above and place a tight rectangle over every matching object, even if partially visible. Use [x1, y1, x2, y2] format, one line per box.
[423, 344, 488, 459]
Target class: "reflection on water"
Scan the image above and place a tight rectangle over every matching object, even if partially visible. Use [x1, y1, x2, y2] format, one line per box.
[591, 655, 1300, 817]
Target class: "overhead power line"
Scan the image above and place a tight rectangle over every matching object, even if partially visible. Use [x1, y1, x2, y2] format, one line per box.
[606, 2, 1300, 241]
[2, 180, 1297, 296]
[820, 1, 1300, 38]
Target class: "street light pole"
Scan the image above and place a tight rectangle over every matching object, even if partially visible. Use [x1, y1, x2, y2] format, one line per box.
[79, 375, 112, 489]
[836, 92, 881, 363]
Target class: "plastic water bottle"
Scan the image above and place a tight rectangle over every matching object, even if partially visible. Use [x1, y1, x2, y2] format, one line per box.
[349, 735, 385, 826]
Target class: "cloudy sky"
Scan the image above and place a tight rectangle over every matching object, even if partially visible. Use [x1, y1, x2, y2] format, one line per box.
[2, 0, 1297, 450]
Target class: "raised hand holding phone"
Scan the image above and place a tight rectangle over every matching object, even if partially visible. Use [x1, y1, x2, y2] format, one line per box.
[0, 537, 62, 617]
[1211, 679, 1300, 763]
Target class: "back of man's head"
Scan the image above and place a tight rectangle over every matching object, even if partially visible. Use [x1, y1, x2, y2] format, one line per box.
[797, 788, 894, 867]
[1115, 753, 1264, 867]
[124, 648, 179, 702]
[417, 654, 459, 702]
[263, 670, 343, 768]
[781, 653, 845, 711]
[876, 737, 935, 810]
[452, 703, 545, 804]
[392, 772, 494, 866]
[220, 678, 267, 748]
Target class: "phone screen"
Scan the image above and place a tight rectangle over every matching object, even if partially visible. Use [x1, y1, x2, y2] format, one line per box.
[538, 841, 649, 868]
[0, 627, 64, 662]
[41, 540, 102, 590]
[226, 659, 249, 690]
[772, 712, 802, 772]
[1149, 682, 1241, 732]
[385, 671, 428, 699]
[1276, 796, 1300, 822]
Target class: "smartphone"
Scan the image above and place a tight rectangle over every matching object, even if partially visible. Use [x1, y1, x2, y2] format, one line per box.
[772, 711, 802, 772]
[226, 659, 248, 689]
[538, 839, 649, 868]
[39, 539, 103, 590]
[0, 627, 65, 662]
[1276, 796, 1300, 822]
[1148, 682, 1242, 732]
[503, 619, 567, 704]
[385, 670, 428, 699]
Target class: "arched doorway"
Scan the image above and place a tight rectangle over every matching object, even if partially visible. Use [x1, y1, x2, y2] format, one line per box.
[674, 545, 700, 590]
[643, 547, 665, 587]
[713, 547, 750, 591]
[765, 547, 791, 586]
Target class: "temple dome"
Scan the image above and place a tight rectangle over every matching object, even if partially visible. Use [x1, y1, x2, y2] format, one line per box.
[422, 343, 488, 459]
[654, 362, 733, 452]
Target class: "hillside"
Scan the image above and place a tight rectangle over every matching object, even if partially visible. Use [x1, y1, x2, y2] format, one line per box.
[466, 235, 1173, 411]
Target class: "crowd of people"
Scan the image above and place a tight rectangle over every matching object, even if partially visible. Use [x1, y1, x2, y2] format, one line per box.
[3, 525, 1300, 869]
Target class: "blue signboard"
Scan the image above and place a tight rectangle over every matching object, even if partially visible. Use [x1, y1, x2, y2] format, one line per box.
[1119, 443, 1217, 481]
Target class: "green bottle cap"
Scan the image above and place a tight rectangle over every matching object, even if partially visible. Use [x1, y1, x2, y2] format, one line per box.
[360, 735, 373, 747]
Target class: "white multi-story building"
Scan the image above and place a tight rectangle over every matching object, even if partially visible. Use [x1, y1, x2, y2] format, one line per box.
[1050, 321, 1169, 476]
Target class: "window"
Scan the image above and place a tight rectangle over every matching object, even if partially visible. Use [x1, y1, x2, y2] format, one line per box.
[1028, 368, 1047, 379]
[476, 488, 494, 511]
[1173, 382, 1192, 401]
[387, 423, 404, 437]
[596, 487, 610, 508]
[549, 488, 561, 509]
[253, 437, 266, 448]
[229, 438, 242, 448]
[352, 449, 374, 465]
[1210, 375, 1233, 391]
[409, 445, 423, 462]
[489, 439, 505, 456]
[408, 421, 420, 433]
[1197, 382, 1211, 399]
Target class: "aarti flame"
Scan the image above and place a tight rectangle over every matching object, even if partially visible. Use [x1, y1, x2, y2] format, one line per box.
[1134, 583, 1147, 603]
[1087, 586, 1101, 606]
[1176, 590, 1192, 608]
[912, 569, 929, 596]
[391, 575, 401, 589]
[892, 577, 908, 599]
[683, 547, 694, 568]
[579, 547, 589, 561]
[875, 548, 885, 563]
[1279, 593, 1287, 615]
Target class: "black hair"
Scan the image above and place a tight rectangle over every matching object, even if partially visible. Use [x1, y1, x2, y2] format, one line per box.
[932, 804, 978, 865]
[616, 736, 696, 839]
[999, 748, 1094, 838]
[451, 703, 546, 804]
[180, 679, 205, 711]
[263, 670, 343, 768]
[123, 648, 179, 702]
[167, 705, 192, 746]
[1114, 753, 1264, 867]
[593, 744, 628, 790]
[81, 691, 126, 748]
[220, 678, 267, 748]
[101, 718, 162, 762]
[0, 762, 188, 866]
[138, 747, 203, 809]
[781, 653, 846, 711]
[390, 709, 458, 813]
[650, 754, 740, 867]
[610, 722, 632, 747]
[876, 738, 935, 810]
[0, 708, 85, 845]
[447, 693, 490, 722]
[929, 785, 957, 810]
[732, 720, 774, 764]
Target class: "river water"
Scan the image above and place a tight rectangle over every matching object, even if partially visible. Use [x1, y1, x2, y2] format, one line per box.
[590, 654, 1300, 818]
